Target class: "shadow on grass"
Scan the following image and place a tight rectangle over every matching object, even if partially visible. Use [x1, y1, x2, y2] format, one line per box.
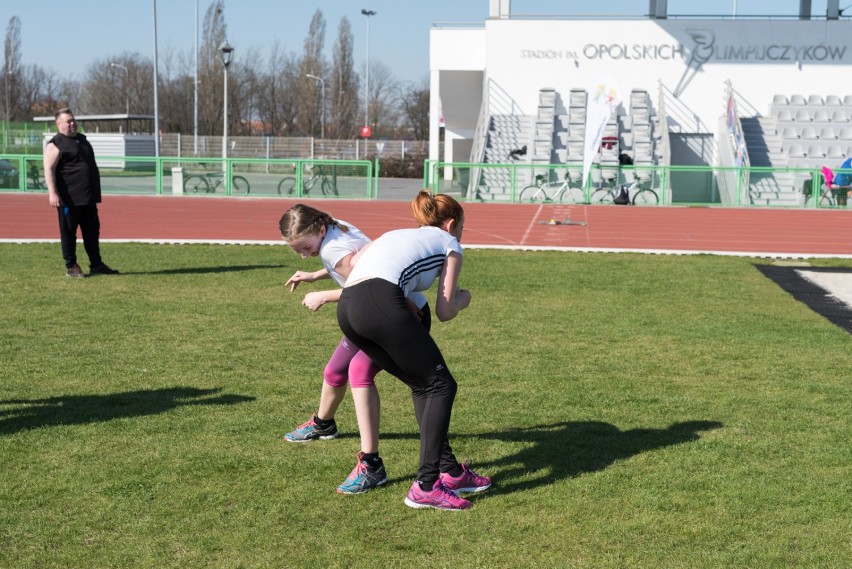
[755, 264, 852, 334]
[0, 387, 255, 435]
[128, 264, 286, 276]
[381, 420, 722, 493]
[471, 420, 723, 495]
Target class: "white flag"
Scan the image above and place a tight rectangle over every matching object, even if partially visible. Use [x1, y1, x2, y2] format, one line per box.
[582, 81, 621, 189]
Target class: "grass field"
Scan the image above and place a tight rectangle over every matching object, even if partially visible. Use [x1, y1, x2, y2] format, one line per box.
[1, 243, 850, 568]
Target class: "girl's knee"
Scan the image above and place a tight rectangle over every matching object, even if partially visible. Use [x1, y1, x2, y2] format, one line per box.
[323, 366, 348, 388]
[348, 353, 380, 388]
[431, 371, 457, 396]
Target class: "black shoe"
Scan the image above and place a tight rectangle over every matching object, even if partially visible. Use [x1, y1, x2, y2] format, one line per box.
[89, 263, 120, 276]
[66, 263, 84, 278]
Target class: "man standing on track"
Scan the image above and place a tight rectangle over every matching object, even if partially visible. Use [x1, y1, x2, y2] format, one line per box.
[44, 108, 119, 278]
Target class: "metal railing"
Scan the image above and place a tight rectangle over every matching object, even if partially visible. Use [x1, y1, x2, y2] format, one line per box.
[426, 159, 851, 209]
[1, 154, 375, 199]
[2, 153, 849, 208]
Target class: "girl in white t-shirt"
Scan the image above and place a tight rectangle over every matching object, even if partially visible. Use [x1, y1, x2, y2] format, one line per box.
[337, 191, 491, 510]
[278, 204, 427, 494]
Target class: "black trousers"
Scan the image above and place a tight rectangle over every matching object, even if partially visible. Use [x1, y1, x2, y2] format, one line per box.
[58, 204, 102, 269]
[338, 279, 459, 484]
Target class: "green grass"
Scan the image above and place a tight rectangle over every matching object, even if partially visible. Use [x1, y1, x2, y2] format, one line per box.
[1, 244, 850, 568]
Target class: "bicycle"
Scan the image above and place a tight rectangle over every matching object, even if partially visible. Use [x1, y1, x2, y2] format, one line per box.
[818, 184, 850, 207]
[589, 177, 658, 205]
[184, 171, 250, 194]
[517, 173, 585, 203]
[277, 172, 338, 196]
[816, 166, 850, 207]
[28, 164, 45, 190]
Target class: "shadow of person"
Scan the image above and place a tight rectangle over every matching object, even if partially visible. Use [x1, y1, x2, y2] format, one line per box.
[128, 264, 286, 276]
[471, 420, 723, 495]
[0, 387, 255, 436]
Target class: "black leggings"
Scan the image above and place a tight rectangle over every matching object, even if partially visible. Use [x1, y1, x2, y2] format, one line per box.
[58, 204, 102, 269]
[338, 279, 459, 484]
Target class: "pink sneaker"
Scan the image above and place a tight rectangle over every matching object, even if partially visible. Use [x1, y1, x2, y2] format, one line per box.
[439, 464, 491, 494]
[404, 480, 471, 510]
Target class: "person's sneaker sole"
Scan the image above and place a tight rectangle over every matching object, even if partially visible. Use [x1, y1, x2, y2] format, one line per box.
[403, 497, 469, 510]
[284, 432, 338, 443]
[338, 476, 388, 495]
[448, 484, 490, 495]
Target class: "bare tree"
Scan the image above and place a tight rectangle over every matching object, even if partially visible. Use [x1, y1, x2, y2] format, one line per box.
[256, 42, 294, 136]
[3, 16, 23, 123]
[296, 10, 327, 137]
[398, 75, 430, 140]
[226, 46, 259, 135]
[157, 48, 195, 133]
[199, 0, 227, 135]
[78, 53, 153, 120]
[366, 60, 399, 138]
[330, 17, 359, 139]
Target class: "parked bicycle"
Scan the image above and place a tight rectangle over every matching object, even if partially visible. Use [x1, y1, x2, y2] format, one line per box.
[819, 185, 850, 207]
[277, 172, 338, 196]
[817, 166, 850, 207]
[517, 173, 585, 203]
[28, 164, 45, 190]
[589, 177, 658, 205]
[184, 171, 250, 194]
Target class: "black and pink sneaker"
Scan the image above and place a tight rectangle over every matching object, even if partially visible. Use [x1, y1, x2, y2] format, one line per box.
[439, 464, 492, 495]
[404, 479, 471, 510]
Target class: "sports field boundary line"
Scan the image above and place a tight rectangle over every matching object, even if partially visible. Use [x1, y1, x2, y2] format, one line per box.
[4, 238, 851, 259]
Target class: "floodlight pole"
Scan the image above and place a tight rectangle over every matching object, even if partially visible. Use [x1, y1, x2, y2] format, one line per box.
[194, 0, 199, 154]
[306, 74, 325, 138]
[152, 0, 160, 157]
[361, 9, 376, 131]
[220, 40, 234, 180]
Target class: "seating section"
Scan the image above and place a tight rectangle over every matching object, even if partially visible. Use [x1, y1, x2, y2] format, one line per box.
[479, 86, 662, 198]
[769, 94, 852, 168]
[532, 88, 556, 181]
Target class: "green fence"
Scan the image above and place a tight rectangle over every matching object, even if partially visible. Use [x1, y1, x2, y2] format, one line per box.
[0, 155, 376, 199]
[424, 160, 852, 209]
[2, 152, 850, 208]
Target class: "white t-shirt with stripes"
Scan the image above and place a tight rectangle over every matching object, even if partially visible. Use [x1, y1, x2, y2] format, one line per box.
[346, 226, 463, 297]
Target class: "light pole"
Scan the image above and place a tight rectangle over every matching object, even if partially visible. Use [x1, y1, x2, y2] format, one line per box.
[219, 40, 234, 175]
[4, 59, 9, 150]
[110, 63, 130, 115]
[194, 0, 199, 154]
[361, 9, 376, 136]
[306, 73, 325, 138]
[152, 0, 160, 157]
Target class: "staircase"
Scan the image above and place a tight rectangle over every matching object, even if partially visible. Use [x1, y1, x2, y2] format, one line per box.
[740, 115, 804, 206]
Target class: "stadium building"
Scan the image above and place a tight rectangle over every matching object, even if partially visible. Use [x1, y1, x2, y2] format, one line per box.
[430, 0, 852, 206]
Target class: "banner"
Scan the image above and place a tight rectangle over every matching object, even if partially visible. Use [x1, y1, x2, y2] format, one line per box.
[582, 80, 621, 188]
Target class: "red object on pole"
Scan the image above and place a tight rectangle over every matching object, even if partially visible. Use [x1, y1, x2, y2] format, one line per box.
[360, 125, 372, 138]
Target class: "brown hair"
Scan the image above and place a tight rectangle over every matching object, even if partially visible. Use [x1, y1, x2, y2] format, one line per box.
[410, 190, 464, 228]
[278, 203, 346, 245]
[55, 107, 73, 119]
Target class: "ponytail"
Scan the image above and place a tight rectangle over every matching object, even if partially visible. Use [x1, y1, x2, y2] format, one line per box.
[410, 190, 464, 228]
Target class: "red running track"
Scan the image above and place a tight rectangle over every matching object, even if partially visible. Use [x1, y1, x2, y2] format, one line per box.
[1, 193, 851, 257]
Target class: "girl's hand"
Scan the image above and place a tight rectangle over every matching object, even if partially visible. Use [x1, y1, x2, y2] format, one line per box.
[302, 291, 327, 311]
[285, 270, 315, 291]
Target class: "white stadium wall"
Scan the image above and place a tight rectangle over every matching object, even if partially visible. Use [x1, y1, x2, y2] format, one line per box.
[431, 17, 852, 163]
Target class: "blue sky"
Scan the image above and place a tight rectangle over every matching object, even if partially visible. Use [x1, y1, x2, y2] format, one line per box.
[5, 0, 838, 84]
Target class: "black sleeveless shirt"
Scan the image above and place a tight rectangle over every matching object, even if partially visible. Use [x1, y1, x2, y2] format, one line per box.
[49, 133, 101, 205]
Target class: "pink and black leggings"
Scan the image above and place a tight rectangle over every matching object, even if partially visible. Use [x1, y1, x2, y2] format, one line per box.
[337, 278, 458, 485]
